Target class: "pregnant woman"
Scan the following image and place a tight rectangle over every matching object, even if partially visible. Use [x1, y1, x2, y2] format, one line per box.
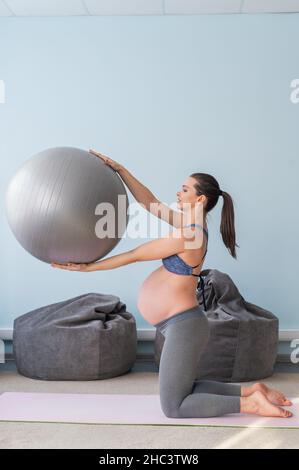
[52, 149, 292, 419]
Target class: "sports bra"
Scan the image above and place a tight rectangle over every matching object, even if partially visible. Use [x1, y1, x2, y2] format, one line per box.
[162, 223, 208, 310]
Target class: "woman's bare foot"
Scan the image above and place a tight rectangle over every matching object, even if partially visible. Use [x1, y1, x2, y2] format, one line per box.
[240, 390, 293, 418]
[252, 382, 292, 406]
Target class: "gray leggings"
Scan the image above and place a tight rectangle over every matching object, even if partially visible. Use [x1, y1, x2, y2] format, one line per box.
[154, 305, 241, 418]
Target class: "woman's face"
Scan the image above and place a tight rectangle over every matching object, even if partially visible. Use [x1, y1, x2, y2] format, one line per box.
[176, 176, 200, 210]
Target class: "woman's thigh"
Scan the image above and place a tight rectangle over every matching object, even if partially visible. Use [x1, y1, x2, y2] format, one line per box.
[158, 312, 210, 413]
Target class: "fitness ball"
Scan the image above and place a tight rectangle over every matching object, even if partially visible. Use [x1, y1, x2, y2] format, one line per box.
[5, 146, 129, 264]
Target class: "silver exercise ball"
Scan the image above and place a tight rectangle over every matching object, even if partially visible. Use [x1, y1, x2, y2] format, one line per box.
[5, 147, 129, 264]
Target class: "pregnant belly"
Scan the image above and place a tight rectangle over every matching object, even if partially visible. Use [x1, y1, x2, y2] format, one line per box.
[137, 266, 199, 325]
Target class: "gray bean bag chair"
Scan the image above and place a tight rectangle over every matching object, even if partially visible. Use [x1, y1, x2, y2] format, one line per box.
[154, 269, 279, 382]
[13, 293, 137, 381]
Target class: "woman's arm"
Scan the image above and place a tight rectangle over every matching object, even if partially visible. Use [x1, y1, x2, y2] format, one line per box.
[86, 250, 136, 271]
[118, 167, 156, 211]
[51, 227, 196, 272]
[119, 167, 183, 228]
[89, 149, 156, 210]
[52, 250, 136, 272]
[89, 149, 183, 228]
[86, 227, 189, 272]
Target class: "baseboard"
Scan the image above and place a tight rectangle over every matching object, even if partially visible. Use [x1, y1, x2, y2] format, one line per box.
[1, 352, 296, 365]
[1, 328, 299, 342]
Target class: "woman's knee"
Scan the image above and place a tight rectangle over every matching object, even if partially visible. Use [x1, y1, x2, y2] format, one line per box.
[160, 398, 181, 418]
[162, 406, 180, 419]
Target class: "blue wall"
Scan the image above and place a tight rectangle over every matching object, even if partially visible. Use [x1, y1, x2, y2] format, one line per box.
[0, 14, 298, 330]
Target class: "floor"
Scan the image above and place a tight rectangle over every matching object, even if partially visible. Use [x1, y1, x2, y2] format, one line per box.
[0, 360, 298, 449]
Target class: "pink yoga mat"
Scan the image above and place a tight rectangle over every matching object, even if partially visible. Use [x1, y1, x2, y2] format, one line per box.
[0, 392, 298, 428]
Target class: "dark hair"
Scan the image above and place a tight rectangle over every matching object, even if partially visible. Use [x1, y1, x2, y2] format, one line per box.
[190, 172, 239, 259]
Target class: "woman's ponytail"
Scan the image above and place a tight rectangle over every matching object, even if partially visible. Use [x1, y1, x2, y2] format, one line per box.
[219, 190, 239, 259]
[190, 173, 239, 259]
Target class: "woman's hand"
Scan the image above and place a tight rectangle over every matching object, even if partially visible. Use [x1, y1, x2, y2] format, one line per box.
[51, 262, 91, 272]
[89, 149, 124, 172]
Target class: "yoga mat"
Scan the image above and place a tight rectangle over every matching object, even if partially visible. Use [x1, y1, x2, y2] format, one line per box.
[0, 392, 298, 428]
